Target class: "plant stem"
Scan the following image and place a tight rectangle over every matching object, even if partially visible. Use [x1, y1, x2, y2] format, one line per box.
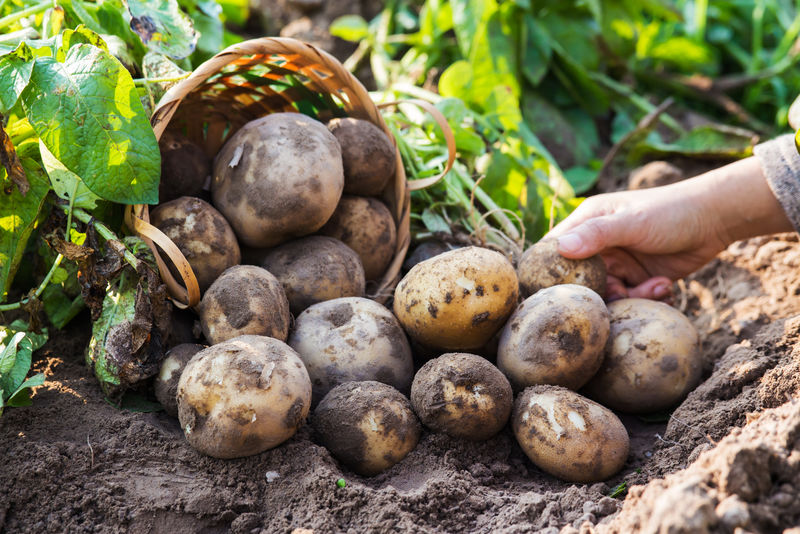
[69, 207, 140, 269]
[0, 27, 38, 45]
[132, 73, 191, 85]
[0, 0, 52, 30]
[0, 254, 63, 312]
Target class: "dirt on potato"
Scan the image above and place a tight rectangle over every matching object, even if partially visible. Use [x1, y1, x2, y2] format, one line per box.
[3, 232, 800, 533]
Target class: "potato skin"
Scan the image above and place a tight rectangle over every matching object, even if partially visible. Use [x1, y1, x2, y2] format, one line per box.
[288, 297, 413, 405]
[212, 113, 344, 248]
[261, 236, 366, 316]
[327, 118, 396, 197]
[393, 246, 519, 351]
[158, 129, 209, 203]
[497, 284, 610, 391]
[199, 265, 291, 345]
[154, 343, 205, 418]
[517, 238, 606, 298]
[411, 353, 512, 441]
[313, 381, 420, 476]
[582, 298, 701, 414]
[513, 385, 629, 483]
[177, 335, 312, 459]
[150, 196, 241, 292]
[318, 196, 397, 281]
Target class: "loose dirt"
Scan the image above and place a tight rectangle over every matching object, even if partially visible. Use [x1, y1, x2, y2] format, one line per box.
[2, 231, 800, 533]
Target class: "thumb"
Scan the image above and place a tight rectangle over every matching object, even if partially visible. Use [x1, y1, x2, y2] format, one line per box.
[555, 215, 630, 259]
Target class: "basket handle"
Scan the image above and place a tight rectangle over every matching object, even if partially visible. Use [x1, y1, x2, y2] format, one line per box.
[378, 99, 456, 191]
[124, 205, 201, 308]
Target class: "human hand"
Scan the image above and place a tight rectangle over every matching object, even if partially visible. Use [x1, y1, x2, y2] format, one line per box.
[546, 157, 789, 301]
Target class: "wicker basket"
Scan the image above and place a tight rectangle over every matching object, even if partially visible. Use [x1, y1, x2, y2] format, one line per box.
[125, 37, 453, 309]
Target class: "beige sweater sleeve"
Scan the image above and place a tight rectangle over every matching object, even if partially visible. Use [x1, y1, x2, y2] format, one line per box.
[753, 133, 800, 233]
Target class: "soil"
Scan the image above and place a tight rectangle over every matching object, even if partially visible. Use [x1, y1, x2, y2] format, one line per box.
[3, 227, 800, 533]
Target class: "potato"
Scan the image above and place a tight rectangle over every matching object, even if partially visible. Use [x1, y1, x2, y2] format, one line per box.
[393, 246, 518, 351]
[313, 381, 420, 476]
[517, 238, 606, 298]
[582, 298, 701, 414]
[497, 284, 610, 391]
[177, 335, 311, 458]
[402, 240, 457, 274]
[154, 343, 205, 418]
[261, 236, 365, 316]
[327, 118, 396, 196]
[318, 196, 396, 281]
[513, 385, 629, 483]
[150, 196, 241, 292]
[288, 297, 413, 405]
[199, 265, 290, 345]
[212, 112, 343, 248]
[158, 130, 210, 203]
[411, 353, 512, 441]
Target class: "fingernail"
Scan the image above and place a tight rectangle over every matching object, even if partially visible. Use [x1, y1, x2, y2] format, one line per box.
[653, 283, 672, 299]
[557, 233, 582, 254]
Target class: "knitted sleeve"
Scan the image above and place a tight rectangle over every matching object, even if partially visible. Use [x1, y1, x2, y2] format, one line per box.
[753, 133, 800, 233]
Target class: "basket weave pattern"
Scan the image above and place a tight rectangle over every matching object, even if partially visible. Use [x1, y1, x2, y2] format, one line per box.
[127, 37, 412, 308]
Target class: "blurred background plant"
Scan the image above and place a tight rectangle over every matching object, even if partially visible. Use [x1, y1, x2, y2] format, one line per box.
[330, 0, 800, 247]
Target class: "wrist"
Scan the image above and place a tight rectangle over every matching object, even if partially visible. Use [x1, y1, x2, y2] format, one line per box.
[701, 157, 793, 245]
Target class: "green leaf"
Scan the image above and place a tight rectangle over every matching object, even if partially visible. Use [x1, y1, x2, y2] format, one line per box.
[0, 43, 34, 114]
[41, 283, 85, 329]
[190, 8, 223, 58]
[521, 18, 551, 86]
[21, 45, 160, 205]
[0, 332, 25, 381]
[563, 166, 598, 194]
[57, 25, 109, 61]
[329, 15, 370, 43]
[438, 60, 474, 102]
[630, 125, 757, 161]
[0, 156, 50, 301]
[6, 373, 45, 407]
[421, 209, 451, 234]
[217, 0, 249, 27]
[126, 0, 199, 60]
[39, 140, 101, 210]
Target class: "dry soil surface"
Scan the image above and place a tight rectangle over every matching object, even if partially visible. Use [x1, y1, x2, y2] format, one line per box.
[3, 233, 800, 533]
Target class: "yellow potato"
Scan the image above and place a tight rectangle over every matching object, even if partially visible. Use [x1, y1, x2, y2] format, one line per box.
[497, 284, 609, 390]
[513, 385, 629, 483]
[177, 335, 312, 459]
[393, 246, 519, 351]
[582, 298, 701, 413]
[313, 381, 421, 476]
[411, 352, 512, 441]
[517, 238, 606, 298]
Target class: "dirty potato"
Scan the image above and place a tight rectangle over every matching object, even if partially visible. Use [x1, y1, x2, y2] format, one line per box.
[513, 385, 629, 483]
[177, 335, 312, 458]
[198, 265, 290, 345]
[411, 352, 512, 441]
[517, 238, 606, 298]
[318, 195, 397, 281]
[288, 297, 414, 405]
[150, 196, 241, 292]
[313, 381, 421, 476]
[497, 284, 610, 391]
[393, 246, 519, 351]
[327, 117, 396, 196]
[212, 113, 343, 248]
[260, 236, 365, 316]
[158, 129, 210, 203]
[154, 343, 205, 418]
[582, 298, 702, 414]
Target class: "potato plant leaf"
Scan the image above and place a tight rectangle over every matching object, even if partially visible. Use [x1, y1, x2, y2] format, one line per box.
[0, 156, 50, 301]
[0, 324, 48, 416]
[21, 44, 160, 205]
[0, 43, 34, 114]
[39, 140, 100, 210]
[126, 0, 198, 60]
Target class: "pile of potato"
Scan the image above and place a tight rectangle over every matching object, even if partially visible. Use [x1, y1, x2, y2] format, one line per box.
[151, 111, 702, 484]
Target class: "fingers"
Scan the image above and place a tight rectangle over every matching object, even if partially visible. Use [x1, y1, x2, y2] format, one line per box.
[553, 214, 631, 259]
[606, 275, 673, 302]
